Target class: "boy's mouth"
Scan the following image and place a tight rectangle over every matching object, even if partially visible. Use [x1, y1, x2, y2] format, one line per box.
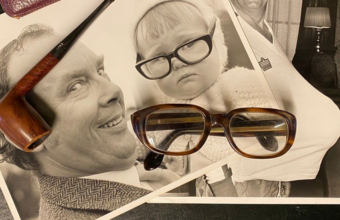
[177, 73, 196, 84]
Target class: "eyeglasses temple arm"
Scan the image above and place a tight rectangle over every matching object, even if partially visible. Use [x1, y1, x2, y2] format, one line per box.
[143, 129, 200, 170]
[144, 152, 164, 171]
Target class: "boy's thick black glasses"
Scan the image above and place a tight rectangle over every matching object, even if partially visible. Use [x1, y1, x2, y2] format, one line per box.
[135, 19, 216, 80]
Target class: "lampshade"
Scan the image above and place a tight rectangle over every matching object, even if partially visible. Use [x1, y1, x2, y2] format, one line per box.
[304, 7, 331, 29]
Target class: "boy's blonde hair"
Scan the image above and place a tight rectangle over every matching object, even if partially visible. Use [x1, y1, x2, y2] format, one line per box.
[134, 0, 228, 72]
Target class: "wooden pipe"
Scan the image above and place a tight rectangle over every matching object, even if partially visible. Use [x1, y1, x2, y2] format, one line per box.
[0, 0, 114, 152]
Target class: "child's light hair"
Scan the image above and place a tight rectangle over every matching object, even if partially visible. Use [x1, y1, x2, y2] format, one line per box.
[134, 0, 228, 72]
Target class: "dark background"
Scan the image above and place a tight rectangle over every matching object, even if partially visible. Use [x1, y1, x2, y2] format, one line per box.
[117, 203, 340, 220]
[292, 0, 338, 81]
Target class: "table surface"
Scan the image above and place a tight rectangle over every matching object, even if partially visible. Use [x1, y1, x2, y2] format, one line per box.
[116, 203, 340, 219]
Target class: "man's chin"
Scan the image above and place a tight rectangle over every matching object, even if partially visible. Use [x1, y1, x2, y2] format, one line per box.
[115, 155, 138, 171]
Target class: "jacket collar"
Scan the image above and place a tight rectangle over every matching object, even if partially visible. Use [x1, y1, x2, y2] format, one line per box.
[38, 174, 151, 211]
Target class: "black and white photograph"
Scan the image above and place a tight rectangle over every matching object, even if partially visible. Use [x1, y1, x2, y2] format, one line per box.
[147, 0, 340, 205]
[0, 0, 339, 219]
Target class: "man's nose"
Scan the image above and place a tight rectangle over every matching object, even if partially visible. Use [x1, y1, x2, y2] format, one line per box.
[171, 57, 187, 71]
[98, 80, 123, 107]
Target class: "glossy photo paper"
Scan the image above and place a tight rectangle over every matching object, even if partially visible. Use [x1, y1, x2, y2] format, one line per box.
[0, 0, 339, 219]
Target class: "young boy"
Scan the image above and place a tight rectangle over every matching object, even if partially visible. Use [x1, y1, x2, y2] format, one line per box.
[131, 0, 274, 197]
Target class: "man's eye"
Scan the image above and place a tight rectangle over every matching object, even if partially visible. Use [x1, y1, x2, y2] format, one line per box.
[69, 82, 83, 93]
[98, 69, 105, 76]
[98, 68, 110, 81]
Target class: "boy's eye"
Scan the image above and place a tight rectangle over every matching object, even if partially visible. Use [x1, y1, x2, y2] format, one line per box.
[151, 57, 167, 63]
[181, 42, 196, 50]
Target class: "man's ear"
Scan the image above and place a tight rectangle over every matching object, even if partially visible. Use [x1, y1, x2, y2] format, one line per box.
[31, 143, 45, 152]
[1, 133, 45, 153]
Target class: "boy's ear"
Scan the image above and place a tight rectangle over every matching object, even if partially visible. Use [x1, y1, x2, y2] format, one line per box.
[136, 53, 142, 63]
[208, 17, 217, 36]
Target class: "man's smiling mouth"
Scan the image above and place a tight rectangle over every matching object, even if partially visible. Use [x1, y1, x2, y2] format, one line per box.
[99, 115, 124, 128]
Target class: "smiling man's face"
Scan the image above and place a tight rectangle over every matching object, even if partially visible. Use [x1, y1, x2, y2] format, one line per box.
[7, 35, 137, 176]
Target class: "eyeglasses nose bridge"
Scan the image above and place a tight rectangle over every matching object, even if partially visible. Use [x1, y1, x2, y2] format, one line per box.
[210, 114, 229, 133]
[169, 53, 188, 71]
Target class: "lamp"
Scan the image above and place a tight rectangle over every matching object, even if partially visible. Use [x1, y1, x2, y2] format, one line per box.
[304, 7, 331, 52]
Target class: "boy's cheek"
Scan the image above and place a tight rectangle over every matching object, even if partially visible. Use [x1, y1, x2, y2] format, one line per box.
[156, 81, 173, 93]
[189, 75, 229, 113]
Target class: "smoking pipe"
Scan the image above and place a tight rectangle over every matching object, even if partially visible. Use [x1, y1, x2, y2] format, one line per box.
[0, 0, 114, 152]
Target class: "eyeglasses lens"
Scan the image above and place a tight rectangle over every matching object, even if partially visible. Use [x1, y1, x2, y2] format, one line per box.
[177, 40, 210, 63]
[141, 39, 210, 78]
[229, 112, 289, 156]
[141, 57, 170, 78]
[145, 108, 205, 153]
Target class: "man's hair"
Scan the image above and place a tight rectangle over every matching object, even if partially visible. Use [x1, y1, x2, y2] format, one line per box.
[0, 24, 54, 170]
[135, 0, 228, 72]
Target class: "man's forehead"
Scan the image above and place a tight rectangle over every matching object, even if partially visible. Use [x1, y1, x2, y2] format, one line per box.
[7, 35, 97, 89]
[33, 42, 101, 95]
[46, 43, 100, 83]
[7, 34, 60, 88]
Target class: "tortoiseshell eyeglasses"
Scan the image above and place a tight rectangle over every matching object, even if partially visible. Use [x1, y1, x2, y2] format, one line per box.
[131, 104, 296, 159]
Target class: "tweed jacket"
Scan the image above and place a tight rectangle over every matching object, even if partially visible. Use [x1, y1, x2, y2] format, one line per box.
[38, 174, 151, 220]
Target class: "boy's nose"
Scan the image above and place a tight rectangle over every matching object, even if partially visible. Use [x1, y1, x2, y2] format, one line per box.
[171, 57, 187, 71]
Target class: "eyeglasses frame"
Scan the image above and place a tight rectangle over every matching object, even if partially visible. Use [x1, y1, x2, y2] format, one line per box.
[135, 18, 217, 80]
[131, 104, 297, 159]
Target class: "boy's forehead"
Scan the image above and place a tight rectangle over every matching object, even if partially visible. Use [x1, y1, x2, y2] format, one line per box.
[136, 5, 208, 51]
[138, 2, 208, 36]
[137, 18, 207, 57]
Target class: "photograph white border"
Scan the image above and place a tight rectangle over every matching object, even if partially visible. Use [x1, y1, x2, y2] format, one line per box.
[0, 171, 21, 220]
[148, 196, 340, 205]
